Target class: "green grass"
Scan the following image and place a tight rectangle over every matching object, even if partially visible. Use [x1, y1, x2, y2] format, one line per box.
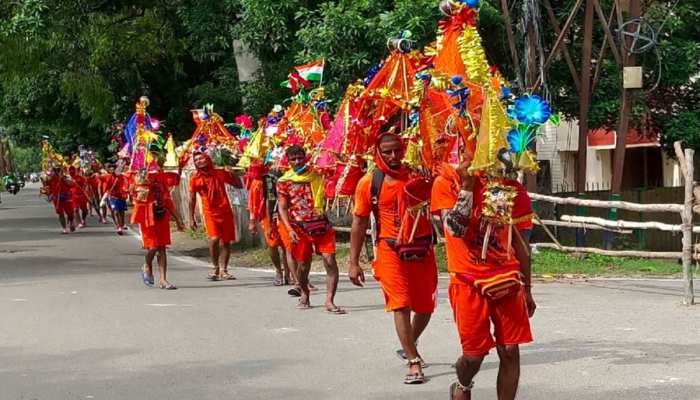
[433, 244, 681, 277]
[531, 248, 682, 277]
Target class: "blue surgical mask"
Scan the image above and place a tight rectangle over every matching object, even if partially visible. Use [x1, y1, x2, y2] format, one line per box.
[294, 165, 307, 174]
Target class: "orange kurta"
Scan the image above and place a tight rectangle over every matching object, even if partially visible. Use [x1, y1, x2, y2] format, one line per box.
[46, 174, 74, 215]
[189, 169, 239, 244]
[354, 173, 437, 313]
[430, 173, 533, 355]
[70, 174, 89, 209]
[131, 171, 180, 249]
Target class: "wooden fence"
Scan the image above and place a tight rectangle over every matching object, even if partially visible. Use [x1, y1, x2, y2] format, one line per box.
[529, 147, 696, 305]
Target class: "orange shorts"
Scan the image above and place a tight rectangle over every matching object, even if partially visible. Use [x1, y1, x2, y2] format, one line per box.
[73, 197, 88, 209]
[449, 275, 533, 355]
[372, 240, 438, 314]
[54, 201, 74, 215]
[204, 211, 236, 244]
[261, 217, 282, 248]
[279, 222, 335, 261]
[140, 215, 172, 249]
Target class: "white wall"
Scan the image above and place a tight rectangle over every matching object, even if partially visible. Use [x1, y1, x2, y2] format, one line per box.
[662, 151, 682, 187]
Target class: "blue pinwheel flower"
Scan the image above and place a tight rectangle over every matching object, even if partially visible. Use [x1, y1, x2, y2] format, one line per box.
[512, 95, 551, 125]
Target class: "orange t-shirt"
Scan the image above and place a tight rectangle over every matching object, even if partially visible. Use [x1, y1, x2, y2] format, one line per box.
[101, 174, 129, 199]
[189, 170, 238, 217]
[430, 175, 533, 277]
[354, 172, 432, 241]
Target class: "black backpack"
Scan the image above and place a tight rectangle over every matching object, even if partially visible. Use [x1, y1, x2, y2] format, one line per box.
[263, 172, 281, 220]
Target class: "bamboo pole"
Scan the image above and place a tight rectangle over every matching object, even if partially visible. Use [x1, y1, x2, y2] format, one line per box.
[535, 218, 633, 234]
[560, 215, 700, 233]
[681, 148, 695, 305]
[529, 192, 684, 213]
[534, 242, 683, 259]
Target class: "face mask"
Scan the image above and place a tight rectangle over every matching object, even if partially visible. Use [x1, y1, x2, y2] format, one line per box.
[294, 165, 307, 174]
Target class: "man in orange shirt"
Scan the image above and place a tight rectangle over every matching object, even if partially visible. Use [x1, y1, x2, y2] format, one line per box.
[68, 166, 89, 228]
[101, 163, 130, 235]
[246, 160, 290, 286]
[277, 145, 342, 313]
[189, 152, 243, 281]
[349, 133, 437, 385]
[431, 156, 536, 400]
[88, 162, 108, 224]
[131, 153, 185, 289]
[43, 165, 76, 234]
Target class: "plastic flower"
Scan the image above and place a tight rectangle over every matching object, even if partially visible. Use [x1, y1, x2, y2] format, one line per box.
[507, 127, 535, 154]
[235, 115, 253, 130]
[511, 95, 551, 125]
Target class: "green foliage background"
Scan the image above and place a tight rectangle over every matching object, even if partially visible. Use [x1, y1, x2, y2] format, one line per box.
[0, 0, 697, 169]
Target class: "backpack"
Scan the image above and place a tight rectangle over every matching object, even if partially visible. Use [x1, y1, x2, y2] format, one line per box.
[263, 172, 280, 221]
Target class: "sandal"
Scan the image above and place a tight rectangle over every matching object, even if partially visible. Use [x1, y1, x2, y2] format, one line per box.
[207, 268, 220, 281]
[287, 287, 301, 297]
[404, 358, 425, 385]
[273, 276, 284, 286]
[159, 283, 177, 290]
[220, 271, 236, 280]
[326, 307, 347, 315]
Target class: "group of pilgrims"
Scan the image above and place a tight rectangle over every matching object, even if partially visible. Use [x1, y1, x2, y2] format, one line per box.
[38, 1, 557, 398]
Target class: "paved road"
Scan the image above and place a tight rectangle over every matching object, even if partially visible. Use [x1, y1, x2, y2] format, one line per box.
[1, 186, 699, 400]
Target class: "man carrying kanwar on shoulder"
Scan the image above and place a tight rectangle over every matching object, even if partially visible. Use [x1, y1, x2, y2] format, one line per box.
[101, 161, 130, 235]
[68, 166, 89, 228]
[131, 151, 185, 289]
[349, 132, 438, 385]
[246, 159, 291, 286]
[431, 144, 536, 400]
[276, 145, 343, 313]
[189, 151, 243, 281]
[43, 165, 76, 234]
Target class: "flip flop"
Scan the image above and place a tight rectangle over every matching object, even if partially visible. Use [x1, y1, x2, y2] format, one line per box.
[287, 287, 301, 297]
[141, 270, 154, 287]
[326, 307, 347, 315]
[273, 277, 284, 286]
[159, 283, 177, 290]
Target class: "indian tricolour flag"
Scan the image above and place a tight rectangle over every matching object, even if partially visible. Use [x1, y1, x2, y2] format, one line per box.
[281, 59, 325, 88]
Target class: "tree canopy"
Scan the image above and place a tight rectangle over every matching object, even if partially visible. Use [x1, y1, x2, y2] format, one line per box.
[0, 0, 697, 163]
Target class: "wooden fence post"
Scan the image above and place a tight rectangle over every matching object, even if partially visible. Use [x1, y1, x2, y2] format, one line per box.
[681, 148, 695, 305]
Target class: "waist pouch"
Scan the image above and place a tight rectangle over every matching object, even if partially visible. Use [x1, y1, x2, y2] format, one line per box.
[385, 236, 432, 261]
[294, 217, 331, 237]
[472, 270, 523, 301]
[57, 193, 71, 202]
[153, 203, 166, 220]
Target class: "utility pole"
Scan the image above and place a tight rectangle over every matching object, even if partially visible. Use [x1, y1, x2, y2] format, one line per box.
[606, 0, 642, 249]
[575, 0, 595, 246]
